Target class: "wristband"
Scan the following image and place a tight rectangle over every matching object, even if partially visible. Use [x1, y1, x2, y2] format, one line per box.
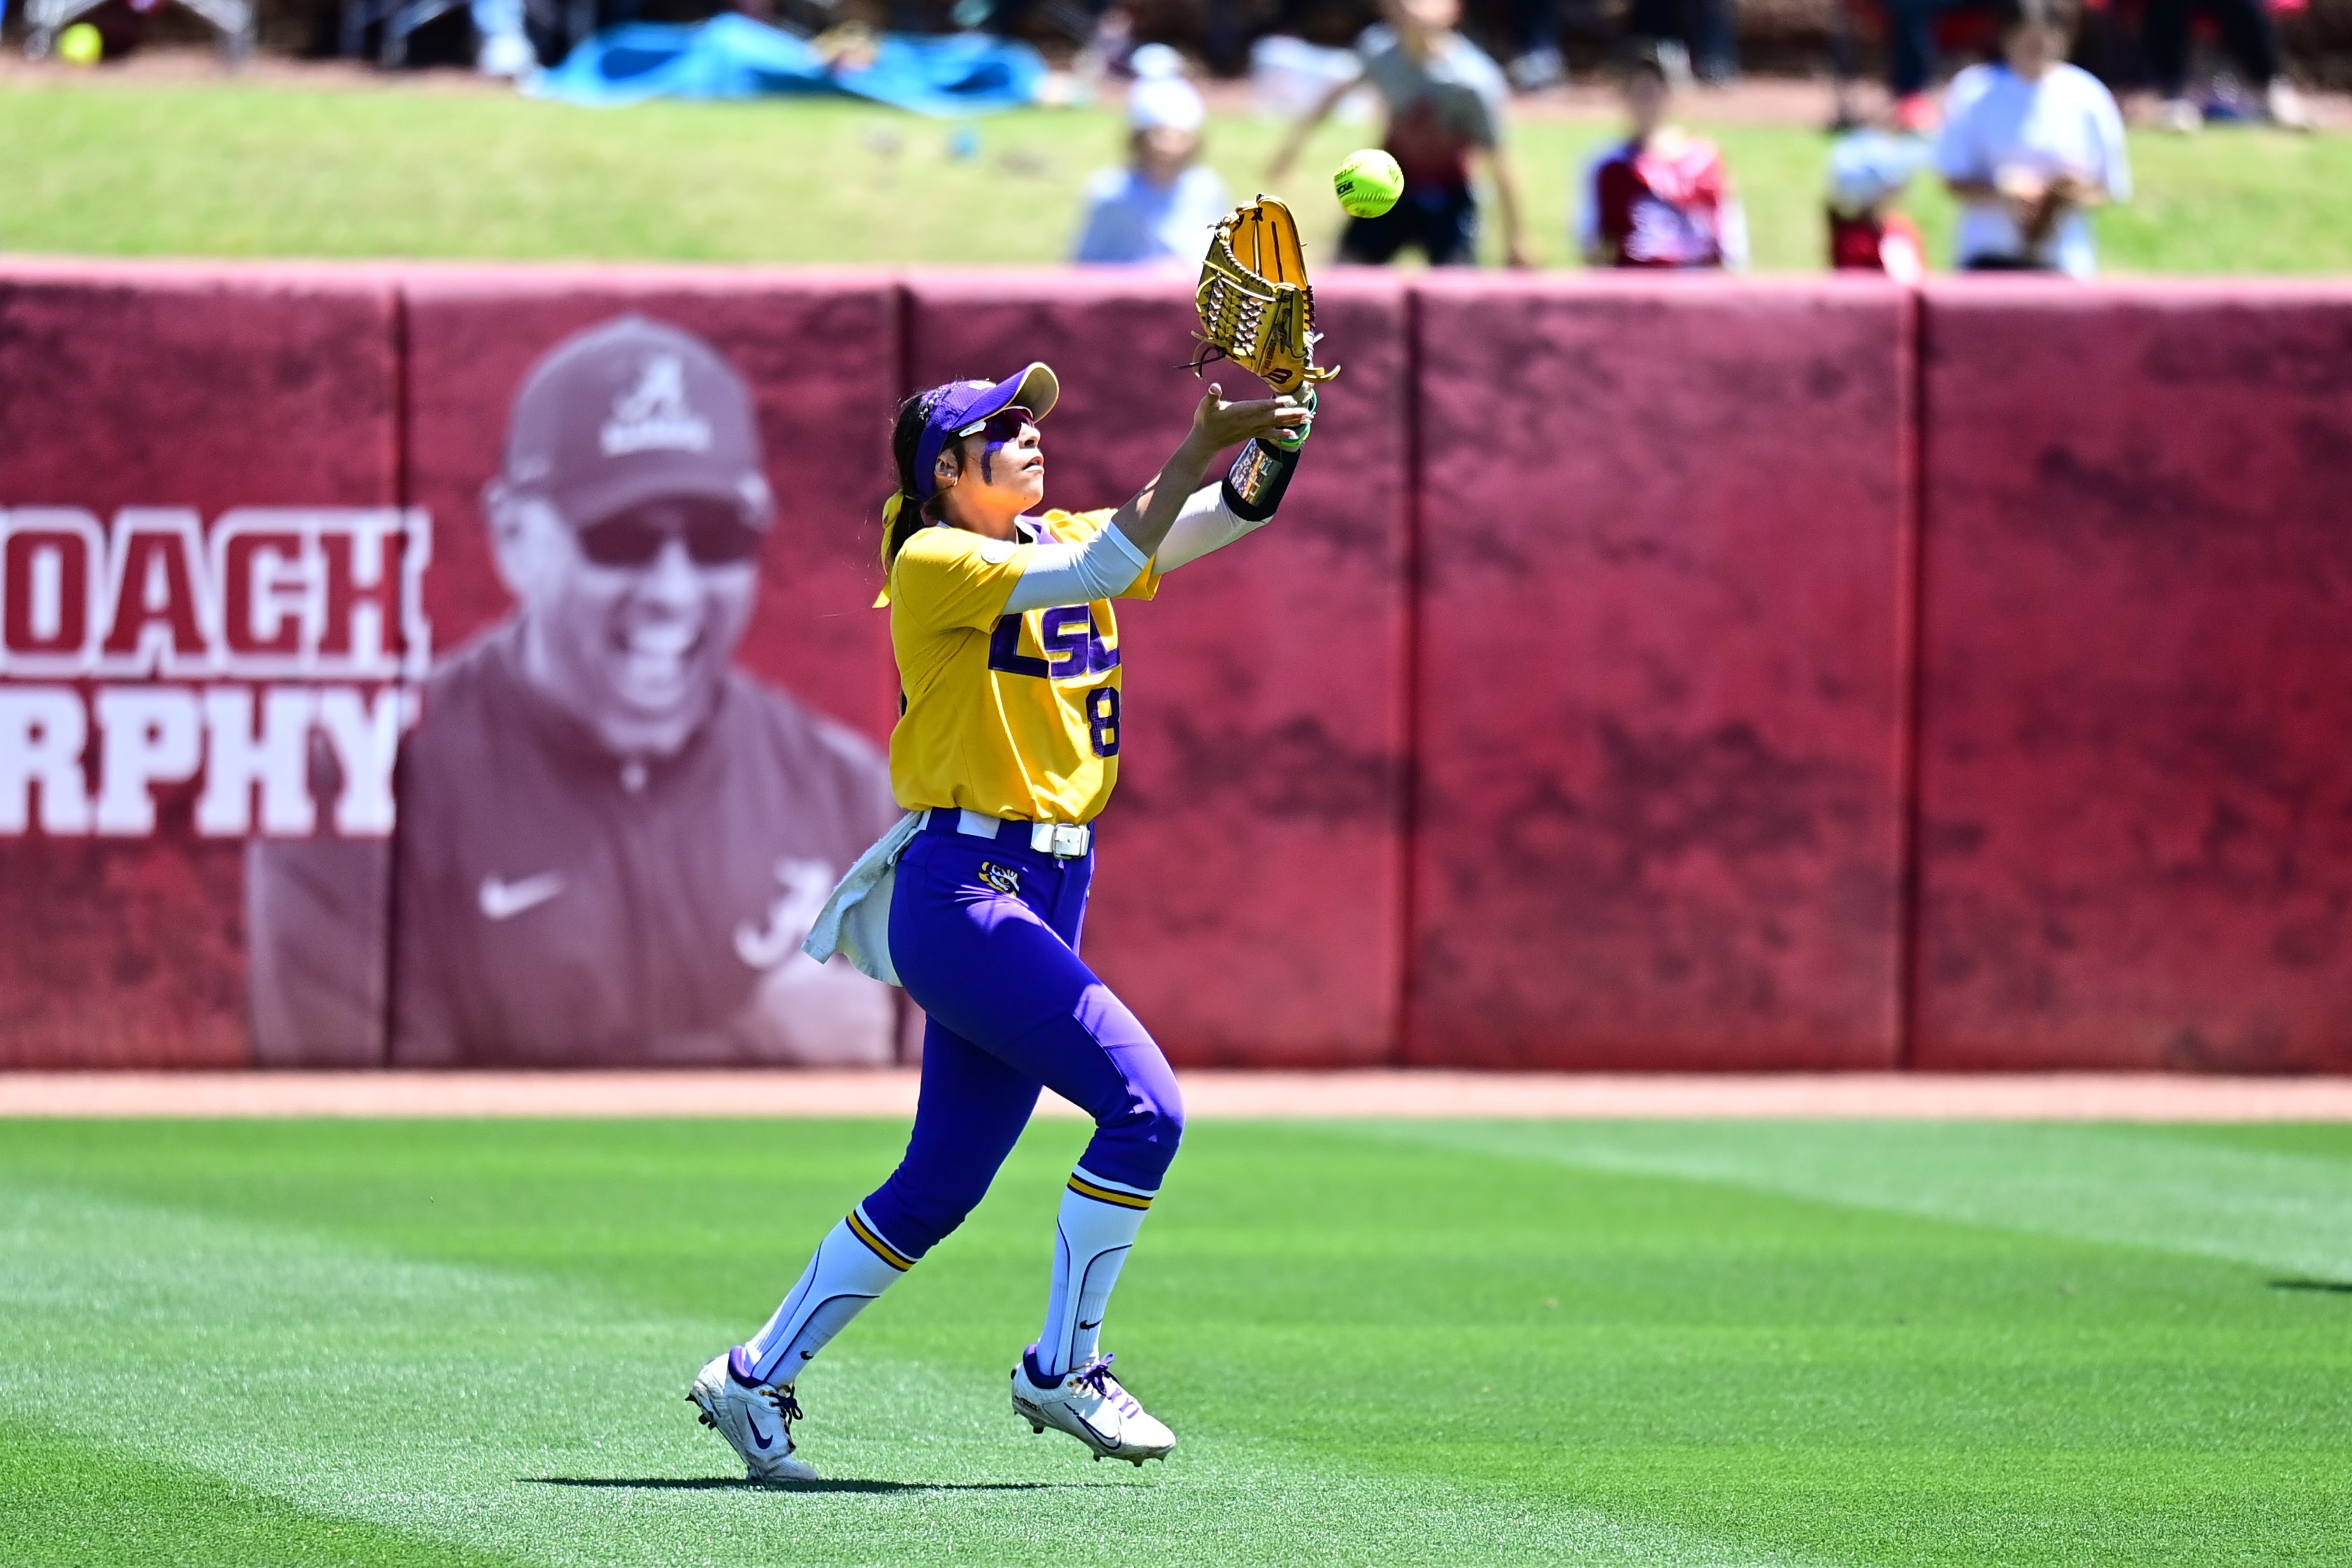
[1269, 386, 1316, 454]
[1222, 389, 1315, 521]
[1222, 438, 1299, 522]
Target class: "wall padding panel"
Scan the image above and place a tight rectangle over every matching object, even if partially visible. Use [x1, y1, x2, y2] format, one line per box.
[1407, 276, 1914, 1070]
[1914, 282, 2352, 1070]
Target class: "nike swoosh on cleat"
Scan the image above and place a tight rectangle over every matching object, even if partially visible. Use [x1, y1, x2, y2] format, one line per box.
[479, 872, 566, 920]
[746, 1417, 774, 1450]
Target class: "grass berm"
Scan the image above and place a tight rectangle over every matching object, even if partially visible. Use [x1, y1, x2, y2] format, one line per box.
[1, 83, 2348, 272]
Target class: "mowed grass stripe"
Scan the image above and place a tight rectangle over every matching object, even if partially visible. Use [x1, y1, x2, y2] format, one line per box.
[0, 1414, 530, 1568]
[1358, 1120, 2352, 1280]
[0, 1174, 1823, 1568]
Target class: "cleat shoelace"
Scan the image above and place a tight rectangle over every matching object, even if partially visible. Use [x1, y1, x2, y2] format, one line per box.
[1073, 1356, 1143, 1418]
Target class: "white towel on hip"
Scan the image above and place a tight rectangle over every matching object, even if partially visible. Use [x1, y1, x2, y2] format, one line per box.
[801, 811, 923, 986]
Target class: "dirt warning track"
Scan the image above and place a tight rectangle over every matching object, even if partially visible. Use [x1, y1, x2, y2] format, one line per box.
[4, 1070, 2351, 1121]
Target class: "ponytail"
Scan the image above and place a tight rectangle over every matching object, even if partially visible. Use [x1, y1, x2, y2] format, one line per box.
[875, 486, 933, 609]
[879, 387, 957, 592]
[879, 489, 920, 568]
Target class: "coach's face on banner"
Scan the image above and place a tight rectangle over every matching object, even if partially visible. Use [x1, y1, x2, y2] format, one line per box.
[485, 321, 772, 760]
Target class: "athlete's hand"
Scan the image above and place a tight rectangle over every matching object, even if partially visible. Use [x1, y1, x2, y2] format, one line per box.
[1189, 384, 1313, 455]
[1118, 386, 1317, 560]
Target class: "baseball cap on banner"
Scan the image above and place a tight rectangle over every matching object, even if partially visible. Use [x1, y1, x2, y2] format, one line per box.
[911, 361, 1060, 503]
[502, 315, 774, 531]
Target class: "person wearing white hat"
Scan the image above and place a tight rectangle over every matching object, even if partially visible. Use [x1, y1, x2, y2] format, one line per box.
[1072, 46, 1233, 265]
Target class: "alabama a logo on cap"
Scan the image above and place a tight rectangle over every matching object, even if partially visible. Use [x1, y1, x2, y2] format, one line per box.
[601, 356, 714, 456]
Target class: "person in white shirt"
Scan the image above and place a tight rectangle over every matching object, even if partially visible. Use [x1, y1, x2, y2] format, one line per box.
[1072, 45, 1232, 267]
[1933, 0, 2130, 279]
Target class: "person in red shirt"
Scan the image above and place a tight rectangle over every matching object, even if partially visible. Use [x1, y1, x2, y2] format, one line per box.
[1578, 47, 1746, 271]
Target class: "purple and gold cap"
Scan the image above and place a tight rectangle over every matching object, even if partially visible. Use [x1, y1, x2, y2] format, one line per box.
[911, 362, 1059, 502]
[501, 315, 773, 529]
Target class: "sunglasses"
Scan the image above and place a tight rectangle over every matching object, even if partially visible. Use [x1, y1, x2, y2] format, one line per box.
[957, 408, 1037, 447]
[577, 502, 765, 569]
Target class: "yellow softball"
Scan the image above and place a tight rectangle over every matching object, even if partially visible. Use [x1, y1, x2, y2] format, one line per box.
[1333, 149, 1404, 219]
[57, 22, 104, 64]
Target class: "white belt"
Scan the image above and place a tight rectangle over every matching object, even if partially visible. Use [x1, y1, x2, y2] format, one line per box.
[927, 808, 1091, 859]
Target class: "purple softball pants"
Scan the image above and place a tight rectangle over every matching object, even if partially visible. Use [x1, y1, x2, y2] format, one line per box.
[858, 814, 1185, 1261]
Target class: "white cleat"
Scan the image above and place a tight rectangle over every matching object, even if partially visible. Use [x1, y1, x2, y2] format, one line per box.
[1011, 1353, 1175, 1466]
[688, 1348, 818, 1484]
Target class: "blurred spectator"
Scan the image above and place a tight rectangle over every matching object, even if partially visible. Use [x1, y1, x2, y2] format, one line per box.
[1251, 32, 1385, 123]
[1268, 0, 1531, 268]
[1073, 45, 1233, 264]
[2146, 0, 2309, 132]
[980, 0, 1106, 43]
[1827, 129, 1931, 281]
[1934, 0, 2128, 276]
[472, 0, 536, 76]
[1877, 0, 1984, 132]
[1070, 1, 1140, 94]
[1504, 0, 1568, 90]
[1627, 0, 1738, 84]
[1578, 46, 1746, 268]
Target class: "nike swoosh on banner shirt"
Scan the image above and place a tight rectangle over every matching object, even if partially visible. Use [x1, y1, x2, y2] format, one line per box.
[479, 873, 566, 921]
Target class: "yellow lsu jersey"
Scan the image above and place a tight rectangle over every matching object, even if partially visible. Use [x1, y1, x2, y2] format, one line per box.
[886, 508, 1160, 824]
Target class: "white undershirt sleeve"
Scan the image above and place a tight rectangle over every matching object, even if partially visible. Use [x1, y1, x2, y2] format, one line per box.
[1154, 484, 1267, 572]
[997, 485, 1270, 613]
[999, 522, 1151, 615]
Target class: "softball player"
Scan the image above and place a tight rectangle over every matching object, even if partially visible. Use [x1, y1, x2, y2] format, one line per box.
[690, 363, 1311, 1480]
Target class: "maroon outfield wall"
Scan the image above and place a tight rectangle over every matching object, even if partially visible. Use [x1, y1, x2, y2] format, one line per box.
[1404, 276, 1917, 1071]
[1912, 282, 2352, 1071]
[1, 259, 2348, 1071]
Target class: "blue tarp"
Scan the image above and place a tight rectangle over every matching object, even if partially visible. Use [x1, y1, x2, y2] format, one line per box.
[532, 15, 1046, 116]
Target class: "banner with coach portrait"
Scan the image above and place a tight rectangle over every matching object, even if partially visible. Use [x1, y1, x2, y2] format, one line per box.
[0, 266, 910, 1069]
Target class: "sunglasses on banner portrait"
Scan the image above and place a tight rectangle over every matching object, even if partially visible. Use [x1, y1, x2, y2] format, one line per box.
[576, 500, 766, 569]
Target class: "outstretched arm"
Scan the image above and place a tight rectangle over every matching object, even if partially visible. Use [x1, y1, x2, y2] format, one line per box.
[1268, 74, 1362, 183]
[998, 387, 1307, 612]
[1158, 382, 1320, 568]
[1111, 384, 1306, 559]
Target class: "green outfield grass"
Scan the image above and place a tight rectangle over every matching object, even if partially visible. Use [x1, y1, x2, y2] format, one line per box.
[1, 79, 2348, 271]
[2, 1118, 2349, 1566]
